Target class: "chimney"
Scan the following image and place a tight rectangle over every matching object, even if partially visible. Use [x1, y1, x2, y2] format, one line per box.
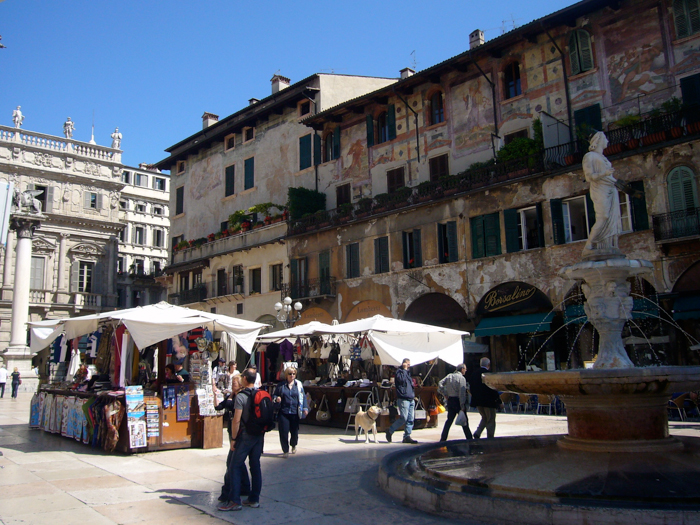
[400, 67, 415, 79]
[271, 74, 291, 94]
[470, 29, 485, 49]
[249, 98, 260, 106]
[202, 112, 219, 129]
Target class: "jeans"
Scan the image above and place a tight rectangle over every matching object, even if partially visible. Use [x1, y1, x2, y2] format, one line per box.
[11, 381, 19, 398]
[221, 448, 250, 498]
[277, 412, 299, 453]
[440, 397, 472, 441]
[388, 398, 414, 438]
[0, 382, 4, 398]
[474, 406, 497, 439]
[229, 432, 263, 504]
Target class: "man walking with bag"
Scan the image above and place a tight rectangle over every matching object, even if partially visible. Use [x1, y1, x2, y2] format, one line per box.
[469, 357, 503, 439]
[438, 364, 472, 441]
[386, 358, 418, 444]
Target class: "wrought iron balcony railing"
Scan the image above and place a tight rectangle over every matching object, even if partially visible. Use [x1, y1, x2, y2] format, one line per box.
[281, 278, 336, 300]
[652, 207, 700, 242]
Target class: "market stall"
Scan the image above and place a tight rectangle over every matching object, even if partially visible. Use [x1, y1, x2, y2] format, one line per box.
[28, 302, 267, 453]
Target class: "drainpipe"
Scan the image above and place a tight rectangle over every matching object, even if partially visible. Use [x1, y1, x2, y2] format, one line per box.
[544, 27, 574, 143]
[302, 91, 319, 192]
[469, 51, 499, 158]
[392, 87, 420, 162]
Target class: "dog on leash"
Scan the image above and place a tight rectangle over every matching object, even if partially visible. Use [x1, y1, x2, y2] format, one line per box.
[354, 405, 382, 443]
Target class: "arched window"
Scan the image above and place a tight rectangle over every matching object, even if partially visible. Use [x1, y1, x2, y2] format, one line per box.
[503, 62, 522, 99]
[668, 166, 699, 211]
[674, 0, 700, 39]
[376, 112, 389, 144]
[324, 133, 334, 163]
[430, 91, 445, 125]
[569, 30, 594, 75]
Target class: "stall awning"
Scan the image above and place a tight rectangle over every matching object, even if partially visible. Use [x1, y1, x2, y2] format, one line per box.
[673, 296, 700, 320]
[475, 312, 554, 337]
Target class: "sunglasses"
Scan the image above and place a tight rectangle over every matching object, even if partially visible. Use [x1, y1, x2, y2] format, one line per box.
[287, 372, 297, 376]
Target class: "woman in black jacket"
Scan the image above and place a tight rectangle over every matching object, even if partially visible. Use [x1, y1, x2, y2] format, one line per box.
[10, 367, 20, 399]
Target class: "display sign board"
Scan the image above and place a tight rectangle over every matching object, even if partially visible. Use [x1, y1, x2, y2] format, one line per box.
[476, 281, 552, 317]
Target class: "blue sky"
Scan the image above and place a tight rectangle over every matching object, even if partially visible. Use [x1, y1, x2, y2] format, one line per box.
[1, 0, 575, 169]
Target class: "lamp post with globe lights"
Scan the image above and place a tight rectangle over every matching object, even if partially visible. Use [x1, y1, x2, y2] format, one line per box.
[274, 296, 303, 328]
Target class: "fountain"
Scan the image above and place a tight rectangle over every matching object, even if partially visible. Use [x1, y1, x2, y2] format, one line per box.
[378, 133, 700, 524]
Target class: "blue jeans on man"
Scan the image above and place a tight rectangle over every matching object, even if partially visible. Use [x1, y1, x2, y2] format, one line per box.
[221, 449, 250, 500]
[229, 432, 263, 504]
[387, 398, 415, 442]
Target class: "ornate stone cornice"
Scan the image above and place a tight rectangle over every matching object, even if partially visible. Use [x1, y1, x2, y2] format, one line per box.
[69, 242, 105, 256]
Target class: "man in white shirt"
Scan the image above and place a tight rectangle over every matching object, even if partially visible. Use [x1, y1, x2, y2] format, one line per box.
[0, 363, 7, 398]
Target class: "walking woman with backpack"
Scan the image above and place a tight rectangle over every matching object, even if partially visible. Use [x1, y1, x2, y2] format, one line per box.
[273, 366, 309, 458]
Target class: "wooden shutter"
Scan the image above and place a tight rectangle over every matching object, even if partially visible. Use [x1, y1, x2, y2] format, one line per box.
[578, 31, 593, 72]
[244, 157, 255, 190]
[225, 165, 235, 196]
[668, 166, 699, 211]
[333, 126, 341, 159]
[300, 135, 312, 171]
[568, 31, 580, 75]
[585, 193, 597, 232]
[536, 203, 545, 247]
[314, 133, 322, 166]
[346, 243, 359, 278]
[402, 231, 410, 268]
[319, 251, 330, 281]
[30, 256, 44, 290]
[387, 104, 396, 141]
[70, 260, 80, 292]
[629, 181, 649, 231]
[97, 193, 104, 210]
[550, 199, 566, 245]
[484, 213, 501, 257]
[437, 223, 446, 263]
[366, 114, 374, 147]
[83, 191, 91, 209]
[45, 186, 54, 213]
[471, 216, 485, 259]
[504, 208, 520, 253]
[374, 237, 388, 274]
[675, 0, 691, 38]
[413, 229, 422, 267]
[446, 221, 458, 262]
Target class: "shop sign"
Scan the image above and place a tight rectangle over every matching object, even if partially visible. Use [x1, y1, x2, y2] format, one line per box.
[344, 300, 392, 322]
[296, 307, 333, 325]
[477, 281, 551, 316]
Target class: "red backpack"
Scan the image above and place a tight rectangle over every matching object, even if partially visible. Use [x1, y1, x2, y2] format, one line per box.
[241, 388, 276, 435]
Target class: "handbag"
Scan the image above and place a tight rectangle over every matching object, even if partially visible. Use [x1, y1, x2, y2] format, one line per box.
[380, 390, 391, 416]
[414, 398, 427, 420]
[335, 390, 346, 413]
[315, 395, 331, 422]
[344, 397, 359, 413]
[455, 410, 468, 426]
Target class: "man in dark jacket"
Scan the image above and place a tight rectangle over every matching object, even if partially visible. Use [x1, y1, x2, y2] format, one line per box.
[386, 358, 418, 444]
[469, 357, 502, 439]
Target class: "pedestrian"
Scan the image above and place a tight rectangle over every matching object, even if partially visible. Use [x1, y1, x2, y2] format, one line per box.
[218, 375, 251, 502]
[438, 364, 472, 441]
[217, 368, 263, 511]
[0, 362, 7, 398]
[250, 364, 262, 388]
[273, 366, 308, 458]
[469, 357, 502, 439]
[10, 367, 21, 399]
[385, 358, 418, 444]
[212, 357, 230, 402]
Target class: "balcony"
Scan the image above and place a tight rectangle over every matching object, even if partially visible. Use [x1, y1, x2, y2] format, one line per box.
[72, 292, 103, 309]
[652, 208, 700, 242]
[288, 106, 700, 237]
[168, 285, 207, 305]
[282, 278, 336, 301]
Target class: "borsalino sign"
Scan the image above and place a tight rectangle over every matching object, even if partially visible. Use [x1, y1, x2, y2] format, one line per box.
[477, 281, 551, 316]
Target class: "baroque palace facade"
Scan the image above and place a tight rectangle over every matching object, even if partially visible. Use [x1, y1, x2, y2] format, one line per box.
[161, 0, 700, 372]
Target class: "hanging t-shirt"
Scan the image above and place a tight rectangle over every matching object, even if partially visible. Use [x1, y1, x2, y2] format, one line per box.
[188, 328, 204, 354]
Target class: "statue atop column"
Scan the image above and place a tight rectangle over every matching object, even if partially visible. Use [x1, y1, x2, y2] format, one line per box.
[111, 127, 122, 149]
[63, 117, 75, 139]
[12, 106, 24, 129]
[12, 188, 44, 215]
[581, 131, 623, 259]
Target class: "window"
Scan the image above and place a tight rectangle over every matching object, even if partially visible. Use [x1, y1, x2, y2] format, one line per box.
[244, 158, 254, 190]
[504, 204, 544, 253]
[290, 257, 307, 298]
[402, 230, 422, 269]
[84, 191, 101, 210]
[119, 200, 127, 210]
[122, 171, 131, 184]
[217, 268, 228, 297]
[117, 257, 124, 274]
[180, 273, 189, 291]
[429, 154, 449, 181]
[471, 213, 501, 259]
[346, 243, 360, 278]
[153, 261, 161, 274]
[225, 134, 236, 151]
[668, 166, 699, 211]
[135, 173, 147, 187]
[78, 261, 93, 293]
[551, 196, 593, 245]
[430, 91, 445, 125]
[366, 105, 396, 146]
[319, 251, 331, 295]
[503, 62, 522, 99]
[225, 165, 235, 197]
[153, 229, 164, 248]
[153, 206, 163, 216]
[118, 227, 126, 242]
[387, 167, 405, 194]
[569, 30, 594, 75]
[192, 270, 202, 286]
[270, 263, 283, 292]
[134, 226, 145, 245]
[336, 183, 351, 206]
[299, 134, 312, 171]
[619, 191, 632, 233]
[221, 221, 229, 232]
[236, 303, 243, 315]
[574, 104, 602, 137]
[249, 268, 261, 294]
[30, 256, 44, 290]
[171, 234, 184, 250]
[504, 129, 529, 145]
[176, 161, 185, 174]
[438, 222, 459, 263]
[324, 127, 340, 162]
[674, 0, 700, 39]
[133, 259, 145, 275]
[175, 186, 184, 215]
[153, 177, 166, 191]
[136, 203, 146, 213]
[299, 101, 311, 116]
[233, 265, 244, 293]
[244, 127, 255, 142]
[374, 237, 390, 274]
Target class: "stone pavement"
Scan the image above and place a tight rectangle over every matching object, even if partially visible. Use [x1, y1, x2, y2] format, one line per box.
[1, 392, 699, 525]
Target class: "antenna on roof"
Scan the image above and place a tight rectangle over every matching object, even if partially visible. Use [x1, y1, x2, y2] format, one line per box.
[410, 50, 417, 71]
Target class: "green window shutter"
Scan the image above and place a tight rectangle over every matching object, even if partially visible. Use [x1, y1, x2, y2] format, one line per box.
[244, 157, 255, 190]
[333, 126, 341, 159]
[471, 216, 485, 259]
[586, 192, 597, 232]
[319, 251, 330, 279]
[484, 213, 501, 257]
[446, 221, 458, 262]
[681, 73, 700, 107]
[550, 199, 566, 245]
[374, 238, 382, 274]
[578, 30, 594, 72]
[413, 229, 422, 267]
[346, 243, 360, 278]
[366, 114, 374, 147]
[504, 208, 520, 253]
[402, 231, 409, 268]
[675, 0, 691, 38]
[437, 223, 446, 263]
[387, 104, 396, 141]
[290, 258, 298, 290]
[314, 134, 322, 166]
[225, 165, 235, 196]
[629, 181, 649, 231]
[569, 32, 580, 76]
[669, 166, 700, 210]
[690, 0, 700, 34]
[536, 203, 545, 247]
[300, 134, 312, 171]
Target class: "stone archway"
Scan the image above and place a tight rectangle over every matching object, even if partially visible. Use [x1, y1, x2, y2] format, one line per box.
[403, 293, 468, 330]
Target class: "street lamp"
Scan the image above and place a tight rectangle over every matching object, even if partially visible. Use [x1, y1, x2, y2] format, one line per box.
[274, 296, 303, 328]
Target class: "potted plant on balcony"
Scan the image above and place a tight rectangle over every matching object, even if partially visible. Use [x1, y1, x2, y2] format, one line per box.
[176, 240, 190, 251]
[207, 233, 216, 242]
[241, 220, 252, 232]
[373, 193, 390, 213]
[355, 197, 372, 217]
[336, 203, 353, 223]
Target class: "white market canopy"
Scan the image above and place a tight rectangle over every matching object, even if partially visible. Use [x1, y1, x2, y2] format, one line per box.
[28, 301, 268, 355]
[256, 321, 337, 341]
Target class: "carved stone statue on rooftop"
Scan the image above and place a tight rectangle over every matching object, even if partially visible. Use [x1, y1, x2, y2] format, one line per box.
[12, 106, 24, 129]
[581, 131, 622, 258]
[111, 127, 122, 149]
[63, 117, 75, 139]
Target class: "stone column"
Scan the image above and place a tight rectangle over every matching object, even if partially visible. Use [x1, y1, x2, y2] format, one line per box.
[2, 230, 14, 300]
[57, 233, 69, 290]
[4, 214, 42, 392]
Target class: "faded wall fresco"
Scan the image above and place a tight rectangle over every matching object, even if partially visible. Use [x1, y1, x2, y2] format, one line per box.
[452, 76, 494, 155]
[340, 121, 372, 199]
[186, 154, 223, 236]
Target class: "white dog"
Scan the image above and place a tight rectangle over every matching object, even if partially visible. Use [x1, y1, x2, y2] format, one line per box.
[354, 405, 382, 443]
